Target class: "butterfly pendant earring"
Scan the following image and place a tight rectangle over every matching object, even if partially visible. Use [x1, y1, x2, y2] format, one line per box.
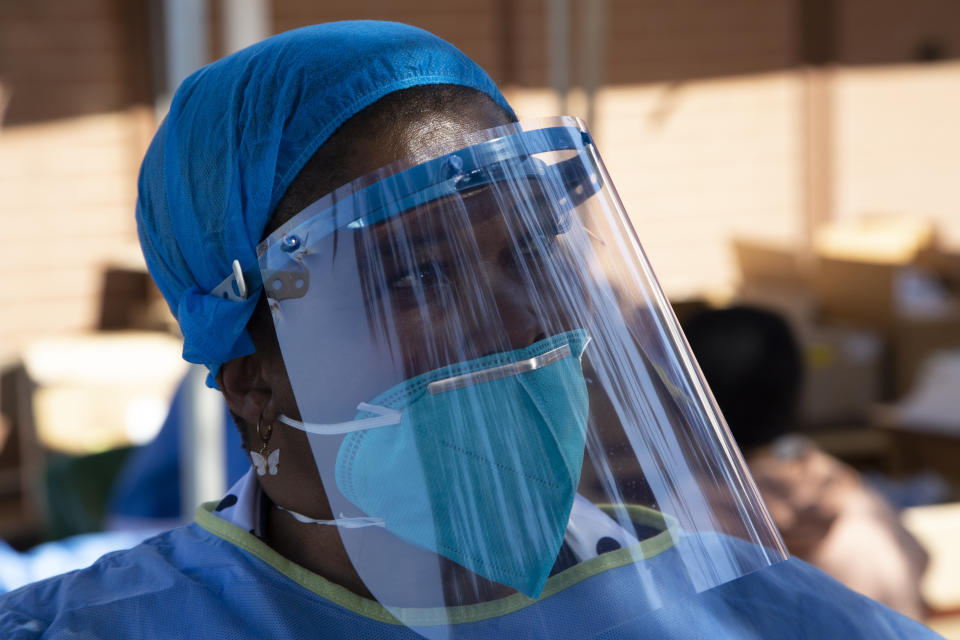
[251, 416, 279, 476]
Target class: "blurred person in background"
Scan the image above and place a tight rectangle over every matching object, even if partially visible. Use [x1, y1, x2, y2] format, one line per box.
[684, 305, 930, 620]
[0, 418, 156, 594]
[106, 374, 248, 531]
[0, 22, 943, 639]
[0, 375, 246, 594]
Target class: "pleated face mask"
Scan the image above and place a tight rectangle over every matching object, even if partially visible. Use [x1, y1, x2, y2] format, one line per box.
[216, 117, 788, 635]
[281, 330, 590, 598]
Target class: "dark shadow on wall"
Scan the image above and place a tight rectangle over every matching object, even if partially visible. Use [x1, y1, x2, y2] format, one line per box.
[273, 0, 960, 90]
[3, 0, 960, 127]
[0, 0, 157, 126]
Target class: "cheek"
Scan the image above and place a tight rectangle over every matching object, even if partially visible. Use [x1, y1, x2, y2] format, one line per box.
[255, 427, 332, 513]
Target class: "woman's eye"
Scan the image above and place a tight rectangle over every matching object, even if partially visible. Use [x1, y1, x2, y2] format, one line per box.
[517, 232, 558, 258]
[390, 262, 446, 290]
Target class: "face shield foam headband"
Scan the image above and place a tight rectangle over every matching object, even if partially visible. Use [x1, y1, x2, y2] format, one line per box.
[212, 117, 786, 634]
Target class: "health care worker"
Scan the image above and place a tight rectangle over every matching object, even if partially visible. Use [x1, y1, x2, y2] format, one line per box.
[0, 22, 943, 639]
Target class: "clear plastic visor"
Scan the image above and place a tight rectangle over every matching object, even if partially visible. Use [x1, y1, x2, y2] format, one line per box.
[257, 117, 786, 638]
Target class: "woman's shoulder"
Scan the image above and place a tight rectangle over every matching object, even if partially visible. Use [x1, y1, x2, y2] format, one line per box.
[687, 555, 942, 639]
[0, 525, 249, 638]
[609, 528, 942, 639]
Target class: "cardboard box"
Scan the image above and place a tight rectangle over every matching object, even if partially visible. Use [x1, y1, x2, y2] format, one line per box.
[732, 226, 960, 405]
[813, 216, 940, 332]
[815, 215, 936, 264]
[731, 238, 885, 425]
[733, 238, 810, 290]
[919, 246, 960, 296]
[799, 325, 883, 426]
[732, 237, 818, 337]
[814, 257, 901, 332]
[891, 315, 960, 398]
[884, 425, 960, 498]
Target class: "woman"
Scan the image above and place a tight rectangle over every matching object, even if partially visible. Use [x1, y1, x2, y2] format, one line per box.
[0, 22, 942, 639]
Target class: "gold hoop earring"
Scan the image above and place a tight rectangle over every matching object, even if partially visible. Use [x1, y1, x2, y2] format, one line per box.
[251, 416, 279, 476]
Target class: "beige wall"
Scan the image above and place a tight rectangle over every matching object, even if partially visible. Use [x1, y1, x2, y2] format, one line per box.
[510, 0, 804, 298]
[506, 0, 960, 296]
[273, 0, 809, 299]
[0, 1, 154, 361]
[833, 63, 960, 248]
[2, 0, 960, 361]
[0, 111, 152, 359]
[595, 75, 805, 298]
[507, 73, 806, 300]
[273, 0, 508, 83]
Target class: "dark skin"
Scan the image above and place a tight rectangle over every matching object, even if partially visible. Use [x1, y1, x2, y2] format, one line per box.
[218, 92, 534, 604]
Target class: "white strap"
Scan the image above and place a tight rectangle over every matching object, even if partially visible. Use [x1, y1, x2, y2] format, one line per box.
[277, 506, 385, 528]
[277, 403, 401, 435]
[231, 259, 248, 300]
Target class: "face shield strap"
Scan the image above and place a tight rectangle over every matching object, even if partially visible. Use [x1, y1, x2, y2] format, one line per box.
[276, 505, 386, 528]
[256, 125, 601, 286]
[210, 259, 264, 303]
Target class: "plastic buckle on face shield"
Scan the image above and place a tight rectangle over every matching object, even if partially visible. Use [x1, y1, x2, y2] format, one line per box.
[210, 259, 256, 302]
[263, 268, 310, 300]
[454, 166, 498, 192]
[231, 260, 248, 299]
[442, 154, 465, 179]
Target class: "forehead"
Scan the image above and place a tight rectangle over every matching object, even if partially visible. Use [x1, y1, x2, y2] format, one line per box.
[268, 95, 513, 237]
[366, 179, 555, 245]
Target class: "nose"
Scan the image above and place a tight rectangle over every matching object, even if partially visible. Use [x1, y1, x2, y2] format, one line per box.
[490, 274, 547, 352]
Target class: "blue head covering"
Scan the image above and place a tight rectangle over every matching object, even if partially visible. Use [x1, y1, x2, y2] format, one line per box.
[136, 21, 514, 386]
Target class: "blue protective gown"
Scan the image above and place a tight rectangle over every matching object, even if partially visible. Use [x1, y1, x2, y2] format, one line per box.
[0, 501, 942, 639]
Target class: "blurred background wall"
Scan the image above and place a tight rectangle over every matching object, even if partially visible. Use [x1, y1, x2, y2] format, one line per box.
[0, 0, 958, 632]
[2, 0, 959, 345]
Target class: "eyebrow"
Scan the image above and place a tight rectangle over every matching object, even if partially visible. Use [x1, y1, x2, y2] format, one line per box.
[362, 181, 544, 271]
[373, 222, 447, 262]
[367, 189, 484, 254]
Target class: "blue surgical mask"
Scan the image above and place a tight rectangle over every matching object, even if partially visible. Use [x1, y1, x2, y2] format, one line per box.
[280, 330, 591, 598]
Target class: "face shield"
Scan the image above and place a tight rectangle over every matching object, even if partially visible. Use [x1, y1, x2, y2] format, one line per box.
[229, 117, 786, 637]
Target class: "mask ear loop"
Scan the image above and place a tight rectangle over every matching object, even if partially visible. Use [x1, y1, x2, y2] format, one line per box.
[278, 404, 402, 435]
[276, 506, 385, 529]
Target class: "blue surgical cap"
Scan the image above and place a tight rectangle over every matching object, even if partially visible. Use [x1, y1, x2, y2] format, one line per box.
[136, 22, 514, 386]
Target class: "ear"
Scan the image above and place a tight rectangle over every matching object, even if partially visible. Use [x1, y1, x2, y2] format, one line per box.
[218, 353, 272, 428]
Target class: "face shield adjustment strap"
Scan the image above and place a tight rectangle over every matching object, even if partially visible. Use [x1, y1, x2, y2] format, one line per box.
[259, 124, 601, 258]
[210, 259, 264, 302]
[232, 260, 247, 299]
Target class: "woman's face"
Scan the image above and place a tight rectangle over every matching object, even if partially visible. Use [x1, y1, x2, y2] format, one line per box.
[222, 94, 521, 519]
[275, 181, 572, 421]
